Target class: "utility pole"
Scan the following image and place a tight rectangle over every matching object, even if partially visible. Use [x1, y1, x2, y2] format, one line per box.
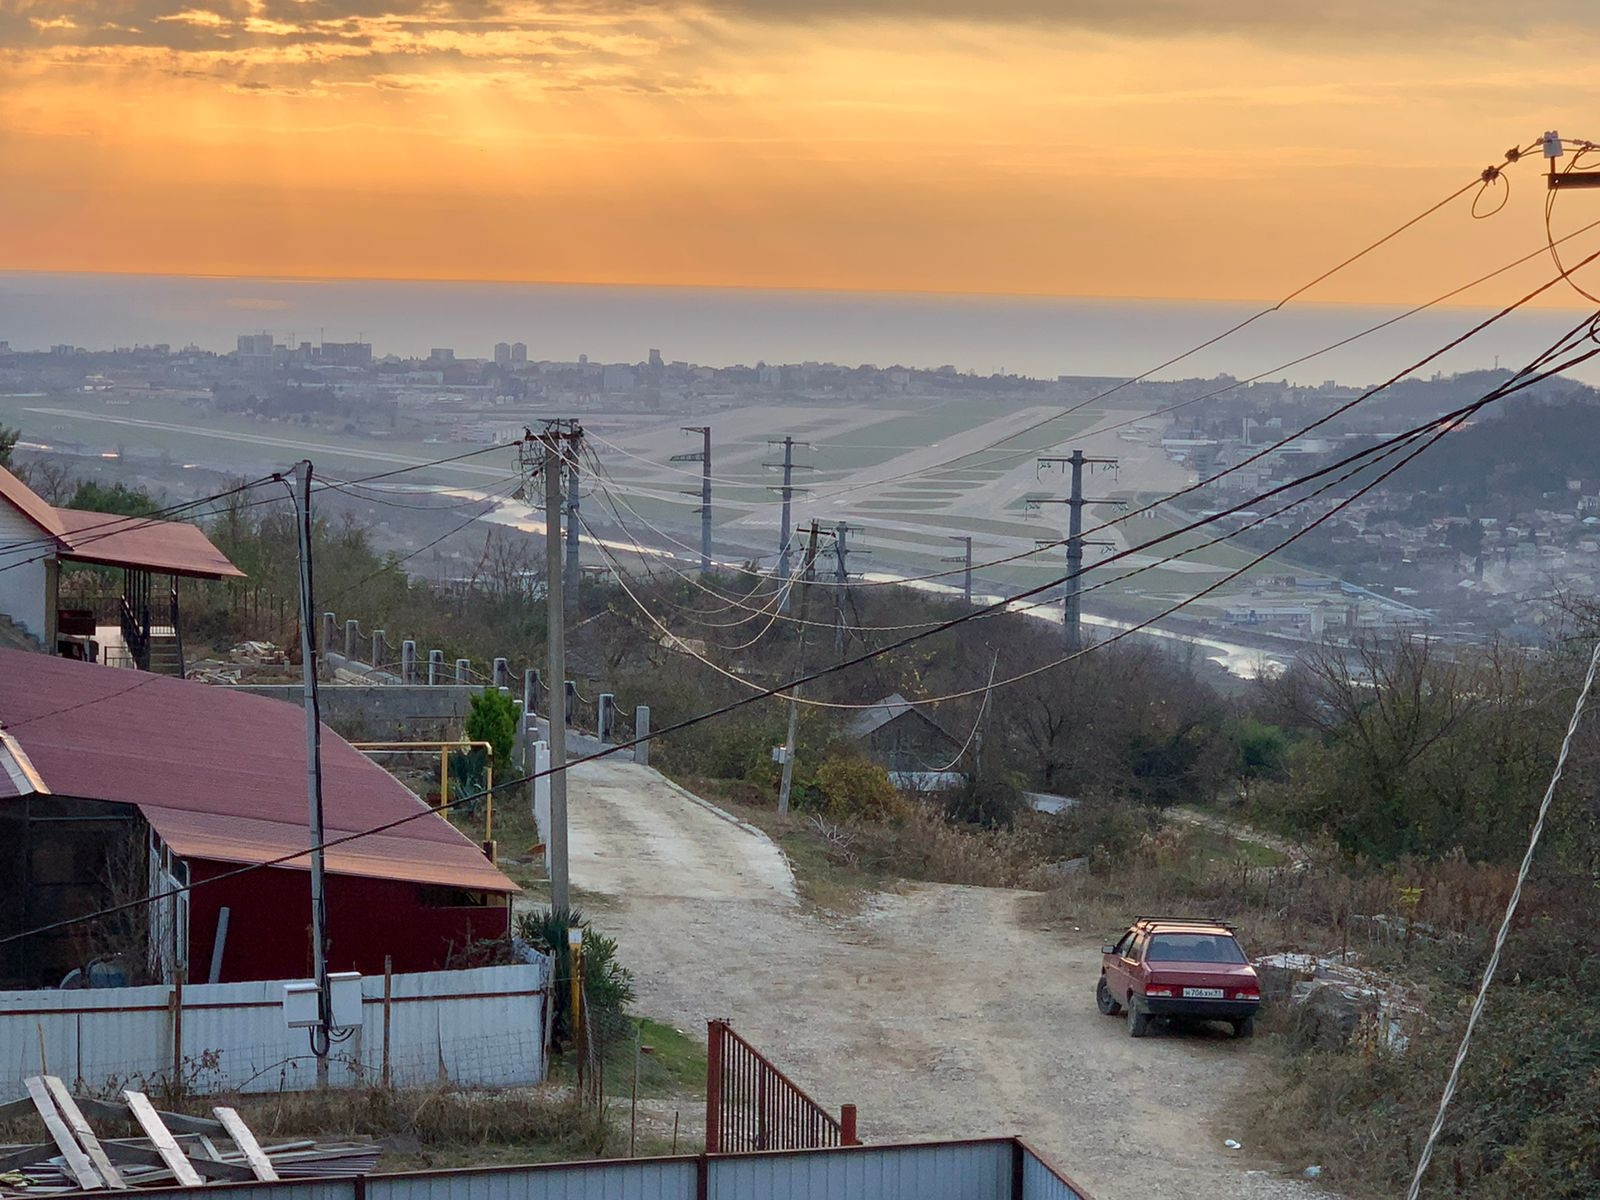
[289, 460, 331, 1087]
[565, 447, 580, 582]
[764, 437, 811, 601]
[671, 427, 713, 573]
[829, 521, 869, 656]
[777, 522, 821, 815]
[522, 423, 583, 911]
[943, 535, 973, 604]
[1034, 450, 1120, 650]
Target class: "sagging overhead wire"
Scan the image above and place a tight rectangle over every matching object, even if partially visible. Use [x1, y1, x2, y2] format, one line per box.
[3, 309, 1597, 956]
[800, 140, 1543, 501]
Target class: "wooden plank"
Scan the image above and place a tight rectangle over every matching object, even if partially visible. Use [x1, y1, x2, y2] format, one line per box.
[99, 1141, 256, 1182]
[72, 1097, 225, 1135]
[23, 1077, 101, 1191]
[41, 1077, 127, 1190]
[121, 1092, 203, 1188]
[210, 1108, 278, 1183]
[0, 1143, 57, 1174]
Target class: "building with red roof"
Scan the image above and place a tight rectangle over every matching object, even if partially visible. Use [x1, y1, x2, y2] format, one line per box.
[0, 465, 243, 674]
[0, 649, 517, 989]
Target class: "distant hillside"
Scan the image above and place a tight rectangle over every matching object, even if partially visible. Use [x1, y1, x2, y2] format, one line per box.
[1360, 396, 1600, 516]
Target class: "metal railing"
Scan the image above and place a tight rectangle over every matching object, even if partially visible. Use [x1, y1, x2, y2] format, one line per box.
[705, 1018, 857, 1154]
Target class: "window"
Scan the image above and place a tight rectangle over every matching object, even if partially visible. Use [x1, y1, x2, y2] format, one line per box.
[418, 886, 490, 908]
[1125, 934, 1145, 963]
[1146, 933, 1247, 964]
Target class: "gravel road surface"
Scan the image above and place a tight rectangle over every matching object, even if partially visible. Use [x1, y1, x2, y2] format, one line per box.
[568, 757, 1330, 1200]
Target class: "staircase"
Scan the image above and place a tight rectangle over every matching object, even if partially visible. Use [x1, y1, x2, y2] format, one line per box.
[145, 631, 186, 677]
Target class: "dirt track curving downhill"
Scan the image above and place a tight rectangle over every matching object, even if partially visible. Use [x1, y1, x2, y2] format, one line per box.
[567, 756, 1332, 1200]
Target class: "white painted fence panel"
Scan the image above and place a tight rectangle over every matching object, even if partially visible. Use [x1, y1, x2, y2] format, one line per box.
[0, 962, 547, 1098]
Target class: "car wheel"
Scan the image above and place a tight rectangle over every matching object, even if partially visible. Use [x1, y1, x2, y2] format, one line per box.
[1233, 1015, 1255, 1039]
[1128, 1000, 1151, 1039]
[1096, 976, 1123, 1016]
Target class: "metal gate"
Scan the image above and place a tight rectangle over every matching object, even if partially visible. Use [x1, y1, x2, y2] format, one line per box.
[704, 1019, 858, 1153]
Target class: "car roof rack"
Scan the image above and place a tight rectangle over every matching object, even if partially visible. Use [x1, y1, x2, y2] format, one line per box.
[1132, 914, 1236, 931]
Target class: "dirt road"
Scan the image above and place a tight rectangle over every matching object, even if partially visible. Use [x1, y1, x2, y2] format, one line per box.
[569, 757, 1327, 1200]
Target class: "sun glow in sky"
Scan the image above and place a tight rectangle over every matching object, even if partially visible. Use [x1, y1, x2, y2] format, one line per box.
[5, 1, 1600, 302]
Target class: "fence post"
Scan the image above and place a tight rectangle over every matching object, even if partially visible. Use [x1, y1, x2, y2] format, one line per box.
[704, 1020, 724, 1154]
[428, 649, 443, 685]
[493, 657, 509, 689]
[456, 658, 471, 685]
[634, 706, 650, 766]
[565, 680, 577, 725]
[381, 955, 393, 1090]
[597, 693, 615, 742]
[523, 668, 537, 716]
[322, 612, 336, 654]
[373, 629, 386, 670]
[345, 619, 358, 662]
[401, 639, 417, 683]
[840, 1104, 858, 1147]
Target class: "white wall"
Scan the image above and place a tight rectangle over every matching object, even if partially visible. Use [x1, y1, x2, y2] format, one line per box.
[0, 963, 548, 1095]
[0, 501, 49, 640]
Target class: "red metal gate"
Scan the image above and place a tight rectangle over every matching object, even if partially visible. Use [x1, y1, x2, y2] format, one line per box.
[704, 1019, 858, 1153]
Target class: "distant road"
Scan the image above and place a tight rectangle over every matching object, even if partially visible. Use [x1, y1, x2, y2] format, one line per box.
[23, 407, 513, 480]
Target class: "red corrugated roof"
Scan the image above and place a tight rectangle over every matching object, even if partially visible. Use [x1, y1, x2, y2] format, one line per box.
[53, 507, 245, 579]
[0, 466, 65, 537]
[0, 650, 515, 894]
[0, 466, 242, 579]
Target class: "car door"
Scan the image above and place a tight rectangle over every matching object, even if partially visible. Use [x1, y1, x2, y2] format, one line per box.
[1104, 928, 1135, 996]
[1121, 932, 1147, 1000]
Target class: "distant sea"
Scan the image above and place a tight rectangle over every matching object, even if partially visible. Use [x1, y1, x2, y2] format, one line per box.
[2, 271, 1597, 387]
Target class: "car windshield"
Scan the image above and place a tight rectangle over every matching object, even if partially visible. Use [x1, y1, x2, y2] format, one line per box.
[1145, 933, 1247, 963]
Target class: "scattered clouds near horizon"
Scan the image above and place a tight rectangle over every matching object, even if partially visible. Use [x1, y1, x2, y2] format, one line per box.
[5, 0, 1600, 298]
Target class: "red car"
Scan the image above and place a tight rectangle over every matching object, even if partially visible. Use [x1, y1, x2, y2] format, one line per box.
[1096, 916, 1261, 1038]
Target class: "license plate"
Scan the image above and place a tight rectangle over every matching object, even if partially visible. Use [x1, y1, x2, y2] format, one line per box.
[1182, 987, 1225, 999]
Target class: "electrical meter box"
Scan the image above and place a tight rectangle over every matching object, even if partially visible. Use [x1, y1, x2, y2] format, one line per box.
[329, 971, 363, 1029]
[283, 973, 364, 1029]
[283, 981, 319, 1029]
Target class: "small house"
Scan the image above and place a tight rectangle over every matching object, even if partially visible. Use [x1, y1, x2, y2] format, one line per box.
[845, 692, 963, 773]
[0, 649, 516, 989]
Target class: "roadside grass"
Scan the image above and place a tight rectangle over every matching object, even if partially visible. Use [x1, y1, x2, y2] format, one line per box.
[1182, 824, 1290, 869]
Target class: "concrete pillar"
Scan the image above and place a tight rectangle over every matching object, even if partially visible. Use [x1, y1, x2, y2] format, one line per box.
[513, 700, 528, 768]
[345, 618, 359, 661]
[493, 657, 509, 689]
[531, 740, 552, 870]
[401, 639, 417, 684]
[428, 649, 444, 685]
[321, 611, 336, 652]
[373, 629, 386, 669]
[456, 657, 471, 684]
[597, 693, 615, 742]
[523, 668, 537, 718]
[564, 680, 577, 726]
[633, 706, 650, 766]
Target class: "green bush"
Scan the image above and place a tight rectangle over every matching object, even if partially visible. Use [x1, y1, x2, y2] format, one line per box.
[815, 757, 901, 820]
[465, 686, 518, 776]
[942, 775, 1024, 830]
[514, 906, 636, 1052]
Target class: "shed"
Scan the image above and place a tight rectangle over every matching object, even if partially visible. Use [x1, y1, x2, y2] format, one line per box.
[0, 650, 516, 989]
[845, 693, 963, 773]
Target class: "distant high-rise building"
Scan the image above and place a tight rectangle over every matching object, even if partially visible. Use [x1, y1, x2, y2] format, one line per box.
[578, 353, 588, 366]
[236, 333, 274, 356]
[602, 364, 636, 394]
[236, 332, 275, 374]
[648, 348, 663, 369]
[511, 342, 528, 364]
[494, 342, 511, 366]
[318, 341, 372, 367]
[429, 348, 455, 363]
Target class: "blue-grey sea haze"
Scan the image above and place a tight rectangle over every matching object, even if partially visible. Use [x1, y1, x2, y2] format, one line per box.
[2, 272, 1597, 386]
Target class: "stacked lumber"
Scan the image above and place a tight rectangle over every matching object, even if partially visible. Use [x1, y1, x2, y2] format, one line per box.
[0, 1079, 378, 1194]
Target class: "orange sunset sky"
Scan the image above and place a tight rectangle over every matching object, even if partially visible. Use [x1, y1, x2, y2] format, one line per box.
[5, 0, 1600, 303]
